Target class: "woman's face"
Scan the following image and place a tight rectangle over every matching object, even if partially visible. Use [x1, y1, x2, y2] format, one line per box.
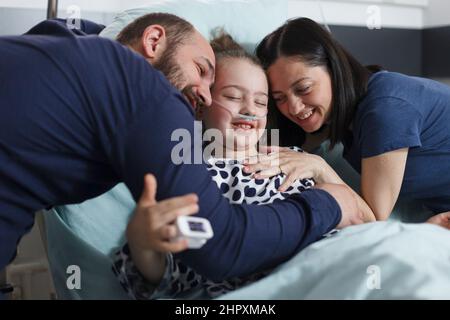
[267, 56, 333, 133]
[202, 58, 268, 152]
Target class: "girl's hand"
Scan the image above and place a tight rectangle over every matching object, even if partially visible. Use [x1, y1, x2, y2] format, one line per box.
[125, 174, 199, 284]
[127, 174, 199, 254]
[427, 212, 450, 230]
[242, 146, 339, 192]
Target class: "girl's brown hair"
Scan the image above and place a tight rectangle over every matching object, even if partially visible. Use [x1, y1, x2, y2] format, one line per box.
[210, 29, 261, 68]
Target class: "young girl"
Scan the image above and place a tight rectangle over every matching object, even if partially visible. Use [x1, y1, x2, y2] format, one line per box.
[113, 32, 371, 300]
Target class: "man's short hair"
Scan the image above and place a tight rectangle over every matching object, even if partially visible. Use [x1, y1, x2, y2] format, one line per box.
[116, 13, 195, 51]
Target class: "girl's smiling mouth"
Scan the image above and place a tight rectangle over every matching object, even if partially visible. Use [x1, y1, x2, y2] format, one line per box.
[231, 120, 256, 130]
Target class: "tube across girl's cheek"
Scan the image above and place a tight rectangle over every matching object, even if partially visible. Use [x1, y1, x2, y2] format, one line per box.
[203, 100, 234, 132]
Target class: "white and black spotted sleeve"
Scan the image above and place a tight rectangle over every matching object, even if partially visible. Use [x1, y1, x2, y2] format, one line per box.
[112, 244, 207, 299]
[112, 243, 170, 299]
[205, 152, 315, 206]
[112, 243, 265, 299]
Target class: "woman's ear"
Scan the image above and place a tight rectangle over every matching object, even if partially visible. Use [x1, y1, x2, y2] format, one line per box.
[141, 24, 166, 61]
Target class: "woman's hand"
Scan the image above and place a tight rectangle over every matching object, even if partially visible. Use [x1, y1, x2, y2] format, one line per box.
[126, 174, 199, 284]
[427, 212, 450, 230]
[242, 146, 342, 192]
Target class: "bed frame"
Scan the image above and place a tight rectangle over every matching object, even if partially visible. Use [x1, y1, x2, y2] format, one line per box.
[47, 0, 58, 19]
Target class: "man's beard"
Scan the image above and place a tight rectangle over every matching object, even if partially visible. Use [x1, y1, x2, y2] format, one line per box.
[153, 50, 186, 91]
[153, 50, 200, 109]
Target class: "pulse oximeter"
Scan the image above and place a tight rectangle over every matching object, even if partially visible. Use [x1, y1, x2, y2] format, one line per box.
[174, 216, 214, 249]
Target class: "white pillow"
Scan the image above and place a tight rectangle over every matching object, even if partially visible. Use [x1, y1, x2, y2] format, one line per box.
[100, 0, 288, 52]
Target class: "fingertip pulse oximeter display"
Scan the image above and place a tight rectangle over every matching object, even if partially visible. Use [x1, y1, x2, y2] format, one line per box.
[175, 216, 214, 249]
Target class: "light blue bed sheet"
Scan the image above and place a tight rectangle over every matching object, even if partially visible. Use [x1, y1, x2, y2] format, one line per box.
[220, 222, 450, 300]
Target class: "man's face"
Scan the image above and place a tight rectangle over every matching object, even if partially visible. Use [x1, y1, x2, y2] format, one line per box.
[154, 31, 215, 110]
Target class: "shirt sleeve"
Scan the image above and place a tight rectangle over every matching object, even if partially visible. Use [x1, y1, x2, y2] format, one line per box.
[102, 53, 342, 282]
[26, 19, 104, 36]
[357, 96, 423, 158]
[112, 244, 206, 300]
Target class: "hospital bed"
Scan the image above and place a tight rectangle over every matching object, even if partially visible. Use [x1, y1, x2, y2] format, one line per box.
[39, 0, 450, 300]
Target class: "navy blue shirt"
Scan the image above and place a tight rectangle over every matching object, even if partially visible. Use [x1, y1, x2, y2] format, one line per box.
[0, 20, 342, 280]
[344, 71, 450, 213]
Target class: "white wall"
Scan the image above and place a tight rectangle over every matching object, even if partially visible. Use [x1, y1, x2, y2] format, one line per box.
[0, 2, 115, 35]
[1, 0, 445, 33]
[423, 0, 450, 27]
[0, 0, 154, 11]
[287, 0, 426, 29]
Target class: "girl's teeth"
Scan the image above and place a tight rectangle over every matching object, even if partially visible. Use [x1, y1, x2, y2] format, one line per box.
[299, 110, 313, 120]
[235, 124, 252, 130]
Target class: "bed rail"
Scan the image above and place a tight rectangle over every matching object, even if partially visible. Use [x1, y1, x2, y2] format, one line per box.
[47, 0, 59, 19]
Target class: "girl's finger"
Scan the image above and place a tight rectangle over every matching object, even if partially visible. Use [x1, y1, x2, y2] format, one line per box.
[158, 239, 189, 253]
[156, 203, 199, 226]
[157, 193, 198, 214]
[158, 224, 179, 240]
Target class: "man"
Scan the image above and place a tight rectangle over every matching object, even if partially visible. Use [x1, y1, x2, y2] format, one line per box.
[0, 14, 364, 289]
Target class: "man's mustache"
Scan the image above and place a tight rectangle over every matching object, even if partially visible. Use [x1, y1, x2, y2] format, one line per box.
[182, 86, 207, 109]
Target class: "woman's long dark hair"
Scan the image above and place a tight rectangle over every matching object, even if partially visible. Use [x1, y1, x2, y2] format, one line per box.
[256, 17, 381, 149]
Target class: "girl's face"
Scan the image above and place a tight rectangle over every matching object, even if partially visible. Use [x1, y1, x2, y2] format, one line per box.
[267, 56, 333, 133]
[202, 58, 268, 153]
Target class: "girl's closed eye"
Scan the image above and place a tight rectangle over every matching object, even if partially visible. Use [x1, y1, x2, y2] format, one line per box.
[255, 100, 267, 107]
[224, 95, 241, 101]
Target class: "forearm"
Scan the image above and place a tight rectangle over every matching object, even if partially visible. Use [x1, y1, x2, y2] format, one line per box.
[361, 182, 399, 221]
[360, 149, 409, 221]
[175, 189, 342, 281]
[127, 241, 166, 285]
[352, 188, 376, 222]
[316, 159, 346, 185]
[318, 160, 376, 222]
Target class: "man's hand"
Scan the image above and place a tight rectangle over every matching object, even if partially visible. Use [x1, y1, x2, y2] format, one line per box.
[427, 212, 450, 230]
[315, 183, 367, 228]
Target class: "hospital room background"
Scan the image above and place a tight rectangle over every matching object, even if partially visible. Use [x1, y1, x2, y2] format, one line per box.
[0, 0, 449, 300]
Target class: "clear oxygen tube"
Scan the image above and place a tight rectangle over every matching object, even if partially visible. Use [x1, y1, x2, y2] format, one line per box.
[209, 99, 268, 121]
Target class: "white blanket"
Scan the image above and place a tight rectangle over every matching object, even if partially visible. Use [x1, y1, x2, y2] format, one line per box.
[220, 222, 450, 300]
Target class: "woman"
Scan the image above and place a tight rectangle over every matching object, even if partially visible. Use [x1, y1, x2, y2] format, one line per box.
[243, 17, 450, 227]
